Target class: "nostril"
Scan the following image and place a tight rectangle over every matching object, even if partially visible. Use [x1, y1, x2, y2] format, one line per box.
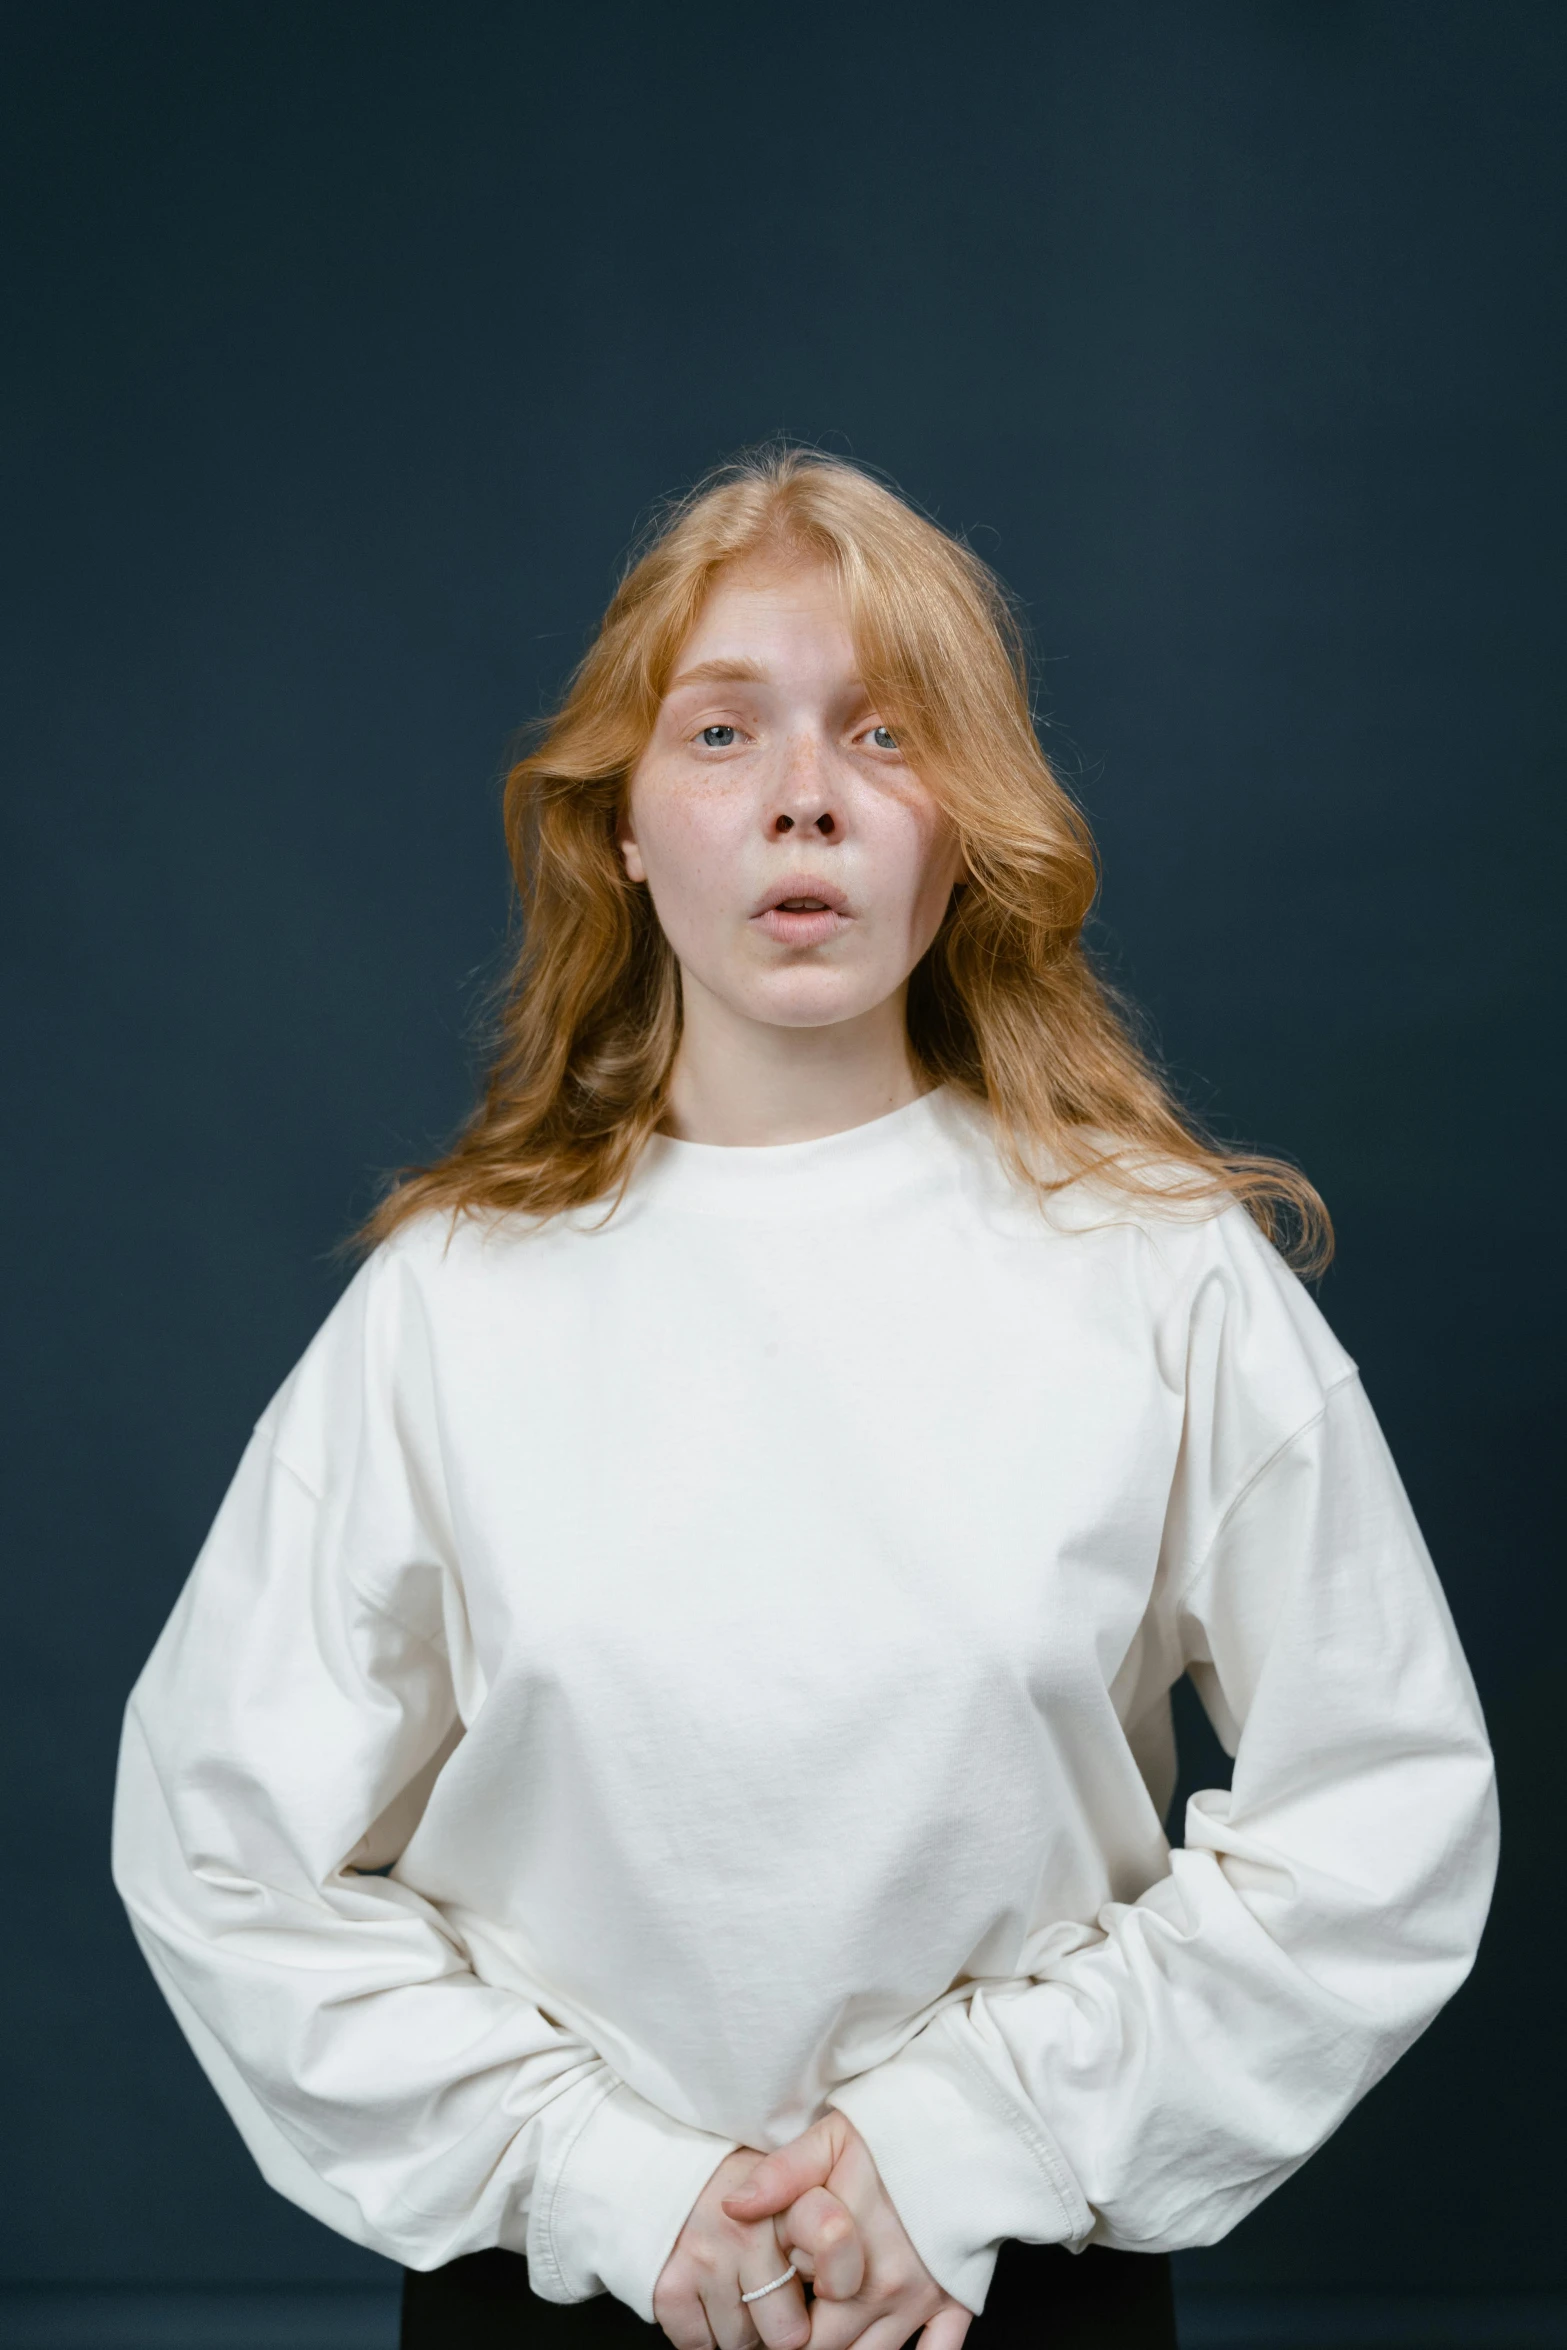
[775, 814, 794, 832]
[816, 813, 835, 834]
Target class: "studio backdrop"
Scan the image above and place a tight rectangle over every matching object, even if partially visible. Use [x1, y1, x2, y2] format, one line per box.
[4, 3, 1563, 2343]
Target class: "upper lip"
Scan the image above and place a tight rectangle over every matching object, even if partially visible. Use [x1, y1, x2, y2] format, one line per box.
[751, 875, 852, 916]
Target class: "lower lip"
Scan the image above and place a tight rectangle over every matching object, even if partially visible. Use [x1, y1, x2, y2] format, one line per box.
[753, 907, 849, 947]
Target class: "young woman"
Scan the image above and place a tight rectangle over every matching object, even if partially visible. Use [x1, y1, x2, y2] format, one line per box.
[112, 448, 1498, 2350]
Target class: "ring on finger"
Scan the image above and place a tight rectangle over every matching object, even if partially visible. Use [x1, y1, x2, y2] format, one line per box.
[740, 2265, 798, 2307]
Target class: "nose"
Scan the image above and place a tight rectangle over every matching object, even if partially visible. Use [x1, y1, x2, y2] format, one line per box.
[767, 731, 840, 839]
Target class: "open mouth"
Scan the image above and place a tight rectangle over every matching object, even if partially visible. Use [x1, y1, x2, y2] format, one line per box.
[753, 896, 849, 946]
[751, 878, 851, 947]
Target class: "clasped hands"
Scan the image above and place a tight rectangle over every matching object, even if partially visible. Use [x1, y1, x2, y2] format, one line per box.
[653, 2112, 973, 2350]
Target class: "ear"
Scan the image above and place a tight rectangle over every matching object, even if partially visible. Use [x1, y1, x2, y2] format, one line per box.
[614, 804, 648, 886]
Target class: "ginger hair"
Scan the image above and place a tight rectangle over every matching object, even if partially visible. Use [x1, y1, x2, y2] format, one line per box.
[353, 444, 1330, 1273]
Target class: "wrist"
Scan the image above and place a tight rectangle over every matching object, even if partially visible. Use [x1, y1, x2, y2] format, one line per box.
[528, 2078, 740, 2319]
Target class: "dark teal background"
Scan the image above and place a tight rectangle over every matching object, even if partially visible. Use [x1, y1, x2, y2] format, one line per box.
[4, 0, 1563, 2301]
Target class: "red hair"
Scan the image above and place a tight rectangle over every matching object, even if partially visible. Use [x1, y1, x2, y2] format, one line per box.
[354, 445, 1330, 1274]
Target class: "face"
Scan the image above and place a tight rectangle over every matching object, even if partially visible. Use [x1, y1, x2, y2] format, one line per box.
[617, 559, 966, 1033]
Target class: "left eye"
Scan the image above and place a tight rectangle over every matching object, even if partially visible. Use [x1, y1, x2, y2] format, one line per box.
[700, 725, 738, 748]
[867, 724, 899, 751]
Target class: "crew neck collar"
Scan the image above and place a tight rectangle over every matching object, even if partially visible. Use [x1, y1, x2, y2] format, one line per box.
[627, 1085, 963, 1218]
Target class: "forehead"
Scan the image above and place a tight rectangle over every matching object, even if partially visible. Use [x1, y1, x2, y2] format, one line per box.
[670, 556, 856, 680]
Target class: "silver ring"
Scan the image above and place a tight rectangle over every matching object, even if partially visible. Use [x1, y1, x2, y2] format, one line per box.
[740, 2265, 798, 2305]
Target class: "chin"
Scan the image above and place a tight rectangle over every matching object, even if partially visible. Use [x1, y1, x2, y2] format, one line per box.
[741, 975, 878, 1029]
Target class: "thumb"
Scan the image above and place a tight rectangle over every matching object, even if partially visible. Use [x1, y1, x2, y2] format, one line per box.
[721, 2120, 839, 2221]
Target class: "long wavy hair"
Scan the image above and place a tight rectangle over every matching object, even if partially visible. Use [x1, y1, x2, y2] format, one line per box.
[354, 445, 1330, 1273]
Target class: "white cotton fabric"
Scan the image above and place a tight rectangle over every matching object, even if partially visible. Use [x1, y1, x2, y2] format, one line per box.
[111, 1086, 1498, 2318]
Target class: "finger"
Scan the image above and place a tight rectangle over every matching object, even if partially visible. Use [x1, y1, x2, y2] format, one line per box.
[701, 2231, 803, 2350]
[777, 2188, 863, 2303]
[723, 2130, 836, 2224]
[801, 2297, 879, 2350]
[917, 2307, 973, 2350]
[700, 2278, 761, 2350]
[816, 2312, 930, 2350]
[741, 2264, 811, 2350]
[653, 2285, 718, 2350]
[804, 2294, 946, 2350]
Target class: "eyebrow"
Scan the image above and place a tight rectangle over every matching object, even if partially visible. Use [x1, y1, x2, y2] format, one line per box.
[664, 658, 771, 692]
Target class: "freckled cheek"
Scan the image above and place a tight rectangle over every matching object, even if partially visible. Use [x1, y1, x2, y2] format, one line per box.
[639, 785, 751, 934]
[867, 809, 951, 941]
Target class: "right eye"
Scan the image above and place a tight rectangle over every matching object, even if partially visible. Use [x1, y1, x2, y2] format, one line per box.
[700, 725, 738, 748]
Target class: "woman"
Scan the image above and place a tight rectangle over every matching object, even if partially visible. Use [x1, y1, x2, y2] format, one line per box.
[112, 447, 1498, 2350]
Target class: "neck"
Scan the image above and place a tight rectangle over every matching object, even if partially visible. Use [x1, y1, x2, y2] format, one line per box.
[660, 972, 925, 1146]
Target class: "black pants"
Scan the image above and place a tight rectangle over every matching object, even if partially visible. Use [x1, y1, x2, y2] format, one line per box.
[401, 2240, 1177, 2348]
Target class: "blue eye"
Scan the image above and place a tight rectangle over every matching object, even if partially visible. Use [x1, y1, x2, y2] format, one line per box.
[701, 725, 737, 748]
[870, 725, 898, 751]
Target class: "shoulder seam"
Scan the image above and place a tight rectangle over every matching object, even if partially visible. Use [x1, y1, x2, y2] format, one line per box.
[1170, 1368, 1362, 1615]
[250, 1427, 453, 1661]
[257, 1425, 325, 1504]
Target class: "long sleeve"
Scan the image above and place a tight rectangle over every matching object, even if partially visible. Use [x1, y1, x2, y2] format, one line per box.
[828, 1223, 1499, 2311]
[112, 1102, 1502, 2324]
[110, 1250, 737, 2312]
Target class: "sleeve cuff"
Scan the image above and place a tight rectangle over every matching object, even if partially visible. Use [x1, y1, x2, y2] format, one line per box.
[826, 2000, 1092, 2314]
[526, 2076, 739, 2321]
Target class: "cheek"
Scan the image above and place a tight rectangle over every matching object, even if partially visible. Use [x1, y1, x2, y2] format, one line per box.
[876, 800, 960, 933]
[634, 781, 744, 930]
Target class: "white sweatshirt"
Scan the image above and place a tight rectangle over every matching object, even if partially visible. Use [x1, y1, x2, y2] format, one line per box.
[111, 1086, 1498, 2319]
